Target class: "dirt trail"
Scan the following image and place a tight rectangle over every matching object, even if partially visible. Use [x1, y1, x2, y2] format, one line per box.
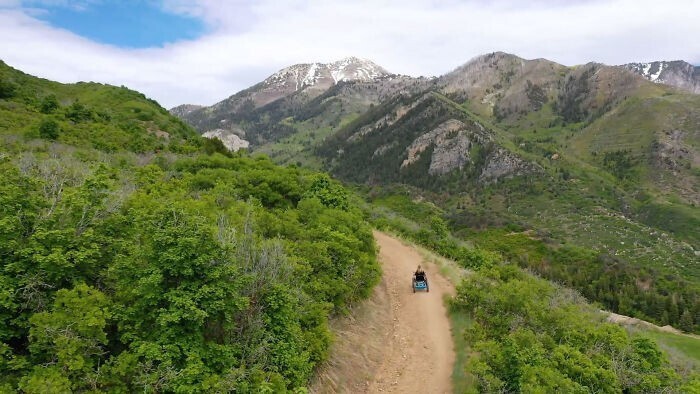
[311, 231, 456, 393]
[606, 311, 700, 338]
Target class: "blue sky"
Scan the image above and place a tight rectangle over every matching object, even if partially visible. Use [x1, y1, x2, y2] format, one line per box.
[1, 0, 699, 108]
[30, 1, 206, 48]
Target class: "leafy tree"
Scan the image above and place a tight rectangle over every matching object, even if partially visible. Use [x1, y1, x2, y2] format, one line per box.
[303, 174, 349, 210]
[38, 119, 60, 139]
[202, 136, 232, 156]
[40, 94, 59, 114]
[64, 101, 93, 122]
[19, 366, 72, 394]
[28, 284, 110, 379]
[681, 309, 695, 332]
[452, 265, 685, 393]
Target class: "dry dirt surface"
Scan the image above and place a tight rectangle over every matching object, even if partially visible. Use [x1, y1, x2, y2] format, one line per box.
[310, 231, 456, 393]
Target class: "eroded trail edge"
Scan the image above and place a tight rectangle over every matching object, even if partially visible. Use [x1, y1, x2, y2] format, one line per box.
[311, 231, 456, 393]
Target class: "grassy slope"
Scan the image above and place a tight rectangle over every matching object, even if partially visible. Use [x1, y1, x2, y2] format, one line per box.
[646, 331, 700, 368]
[254, 114, 360, 170]
[0, 60, 197, 153]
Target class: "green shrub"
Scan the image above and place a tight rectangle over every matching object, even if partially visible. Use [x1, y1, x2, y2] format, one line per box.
[452, 265, 687, 393]
[38, 118, 60, 139]
[0, 78, 17, 99]
[39, 94, 59, 114]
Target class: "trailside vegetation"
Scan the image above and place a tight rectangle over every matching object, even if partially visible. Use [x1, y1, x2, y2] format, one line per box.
[451, 264, 698, 393]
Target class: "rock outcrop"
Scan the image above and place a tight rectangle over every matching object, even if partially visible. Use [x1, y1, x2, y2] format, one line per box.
[202, 129, 250, 152]
[401, 119, 482, 175]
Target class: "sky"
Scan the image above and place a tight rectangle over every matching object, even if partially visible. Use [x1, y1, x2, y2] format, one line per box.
[1, 0, 699, 108]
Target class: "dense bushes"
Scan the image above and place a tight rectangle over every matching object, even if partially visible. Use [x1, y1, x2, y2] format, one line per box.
[0, 141, 378, 391]
[0, 61, 199, 154]
[452, 265, 696, 393]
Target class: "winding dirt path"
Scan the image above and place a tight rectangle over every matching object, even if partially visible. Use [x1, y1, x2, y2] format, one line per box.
[310, 231, 456, 393]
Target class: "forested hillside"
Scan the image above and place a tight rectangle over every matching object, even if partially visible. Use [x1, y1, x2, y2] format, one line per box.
[0, 61, 379, 392]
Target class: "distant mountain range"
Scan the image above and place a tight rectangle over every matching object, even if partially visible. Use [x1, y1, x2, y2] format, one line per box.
[170, 52, 699, 208]
[172, 54, 700, 153]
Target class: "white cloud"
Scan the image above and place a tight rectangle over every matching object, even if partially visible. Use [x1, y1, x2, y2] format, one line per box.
[1, 0, 699, 108]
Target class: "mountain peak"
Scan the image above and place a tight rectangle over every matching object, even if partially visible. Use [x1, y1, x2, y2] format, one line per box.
[336, 55, 364, 63]
[263, 57, 389, 93]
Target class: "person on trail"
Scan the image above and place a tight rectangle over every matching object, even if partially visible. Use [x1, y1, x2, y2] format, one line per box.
[414, 265, 427, 282]
[412, 264, 430, 292]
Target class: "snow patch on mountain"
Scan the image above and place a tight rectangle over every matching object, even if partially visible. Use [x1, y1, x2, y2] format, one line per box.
[623, 60, 700, 94]
[264, 57, 389, 92]
[649, 62, 665, 81]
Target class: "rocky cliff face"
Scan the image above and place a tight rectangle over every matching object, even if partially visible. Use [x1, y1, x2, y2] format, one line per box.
[401, 119, 476, 174]
[479, 147, 538, 182]
[623, 61, 700, 94]
[201, 129, 250, 152]
[169, 104, 203, 118]
[323, 91, 539, 186]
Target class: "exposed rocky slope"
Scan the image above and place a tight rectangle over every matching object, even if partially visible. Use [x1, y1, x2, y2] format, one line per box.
[169, 103, 203, 118]
[623, 61, 700, 94]
[434, 52, 649, 125]
[201, 128, 249, 151]
[437, 52, 566, 121]
[321, 91, 540, 186]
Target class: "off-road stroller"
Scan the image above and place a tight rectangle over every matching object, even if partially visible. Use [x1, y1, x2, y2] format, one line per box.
[412, 271, 429, 293]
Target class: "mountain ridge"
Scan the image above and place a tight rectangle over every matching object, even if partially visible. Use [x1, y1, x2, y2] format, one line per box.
[172, 52, 700, 147]
[623, 60, 700, 94]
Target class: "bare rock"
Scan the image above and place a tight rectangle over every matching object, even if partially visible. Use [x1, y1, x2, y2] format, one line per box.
[202, 129, 250, 152]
